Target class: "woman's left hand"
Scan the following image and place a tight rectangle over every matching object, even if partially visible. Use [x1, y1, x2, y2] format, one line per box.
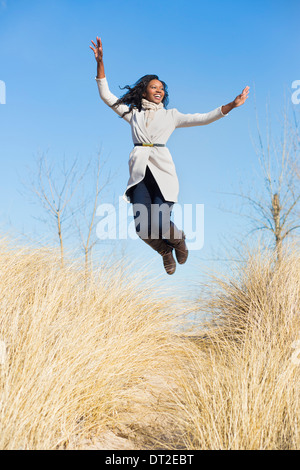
[233, 86, 250, 107]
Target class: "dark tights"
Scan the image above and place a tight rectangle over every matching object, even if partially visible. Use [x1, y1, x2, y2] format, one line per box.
[130, 166, 182, 245]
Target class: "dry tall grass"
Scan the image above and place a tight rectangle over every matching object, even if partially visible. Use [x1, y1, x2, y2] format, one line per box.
[0, 238, 299, 450]
[0, 239, 192, 449]
[179, 246, 300, 449]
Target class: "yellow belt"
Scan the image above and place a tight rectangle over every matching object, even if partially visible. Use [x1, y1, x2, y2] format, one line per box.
[134, 143, 165, 147]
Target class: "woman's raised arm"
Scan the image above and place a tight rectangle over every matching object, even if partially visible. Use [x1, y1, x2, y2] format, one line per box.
[174, 85, 250, 128]
[90, 36, 105, 79]
[90, 36, 131, 122]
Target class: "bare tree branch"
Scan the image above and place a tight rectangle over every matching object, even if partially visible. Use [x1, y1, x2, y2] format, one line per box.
[239, 94, 299, 262]
[27, 152, 90, 266]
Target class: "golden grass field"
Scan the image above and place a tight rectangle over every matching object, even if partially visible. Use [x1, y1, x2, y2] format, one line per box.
[0, 238, 299, 450]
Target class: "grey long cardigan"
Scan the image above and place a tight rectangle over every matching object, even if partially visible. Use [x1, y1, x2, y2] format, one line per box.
[96, 77, 227, 203]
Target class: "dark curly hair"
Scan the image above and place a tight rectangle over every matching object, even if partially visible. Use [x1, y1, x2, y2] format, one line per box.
[112, 74, 169, 118]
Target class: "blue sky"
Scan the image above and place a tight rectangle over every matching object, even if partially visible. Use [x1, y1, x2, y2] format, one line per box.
[0, 0, 299, 294]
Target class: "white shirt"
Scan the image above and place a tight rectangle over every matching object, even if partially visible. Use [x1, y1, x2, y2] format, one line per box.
[96, 77, 228, 203]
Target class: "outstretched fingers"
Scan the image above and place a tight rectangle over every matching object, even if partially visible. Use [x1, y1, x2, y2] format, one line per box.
[90, 37, 102, 53]
[239, 86, 250, 102]
[90, 39, 97, 53]
[233, 85, 250, 107]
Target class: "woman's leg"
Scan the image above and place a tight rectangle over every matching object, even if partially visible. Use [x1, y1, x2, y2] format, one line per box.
[131, 167, 174, 239]
[144, 168, 182, 239]
[145, 168, 188, 264]
[130, 178, 152, 239]
[130, 169, 176, 274]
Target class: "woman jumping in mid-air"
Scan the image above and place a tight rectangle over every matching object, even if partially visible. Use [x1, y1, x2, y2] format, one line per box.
[90, 36, 249, 275]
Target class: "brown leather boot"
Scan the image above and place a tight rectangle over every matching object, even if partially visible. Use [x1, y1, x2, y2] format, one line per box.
[164, 224, 188, 265]
[172, 232, 188, 265]
[140, 237, 176, 275]
[161, 249, 176, 275]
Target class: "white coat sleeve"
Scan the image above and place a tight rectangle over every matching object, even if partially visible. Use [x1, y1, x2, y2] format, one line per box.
[173, 106, 228, 128]
[95, 77, 132, 123]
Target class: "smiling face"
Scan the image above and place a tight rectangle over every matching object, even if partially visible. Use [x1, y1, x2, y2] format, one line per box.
[143, 79, 165, 104]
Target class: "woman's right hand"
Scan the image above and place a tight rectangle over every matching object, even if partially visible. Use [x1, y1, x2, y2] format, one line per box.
[90, 36, 103, 63]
